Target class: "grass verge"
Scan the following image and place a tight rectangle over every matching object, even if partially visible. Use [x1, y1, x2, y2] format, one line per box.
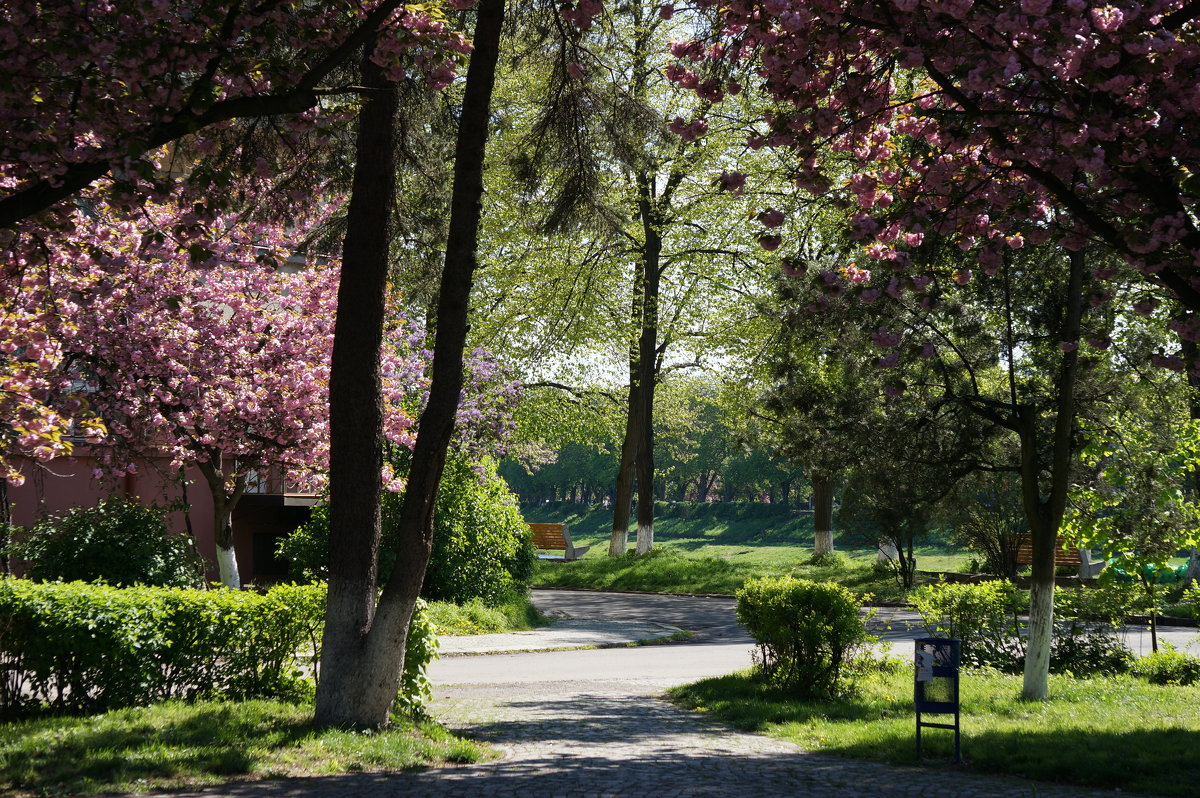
[427, 592, 548, 636]
[668, 666, 1200, 797]
[0, 699, 489, 797]
[533, 548, 917, 602]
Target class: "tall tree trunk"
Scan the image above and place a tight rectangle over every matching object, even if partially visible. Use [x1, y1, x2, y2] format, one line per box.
[610, 245, 646, 557]
[314, 0, 504, 728]
[1020, 248, 1085, 701]
[811, 472, 835, 558]
[312, 40, 396, 727]
[609, 373, 641, 556]
[633, 174, 661, 556]
[197, 460, 247, 588]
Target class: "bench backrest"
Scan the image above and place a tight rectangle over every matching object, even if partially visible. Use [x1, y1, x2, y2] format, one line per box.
[528, 522, 569, 550]
[1014, 536, 1083, 566]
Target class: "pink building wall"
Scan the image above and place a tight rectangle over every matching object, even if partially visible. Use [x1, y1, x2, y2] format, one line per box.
[7, 450, 308, 584]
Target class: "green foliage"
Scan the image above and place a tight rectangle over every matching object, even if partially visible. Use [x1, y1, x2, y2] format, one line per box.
[394, 599, 438, 718]
[0, 579, 440, 719]
[947, 476, 1027, 579]
[803, 549, 846, 568]
[735, 576, 874, 698]
[1050, 581, 1138, 675]
[426, 594, 546, 636]
[912, 581, 1135, 675]
[1131, 643, 1200, 686]
[8, 496, 203, 588]
[281, 456, 534, 605]
[1069, 416, 1200, 597]
[0, 579, 323, 717]
[423, 457, 535, 603]
[1187, 584, 1200, 622]
[910, 580, 1025, 669]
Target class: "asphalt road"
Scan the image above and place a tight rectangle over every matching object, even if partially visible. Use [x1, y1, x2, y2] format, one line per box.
[430, 588, 1199, 692]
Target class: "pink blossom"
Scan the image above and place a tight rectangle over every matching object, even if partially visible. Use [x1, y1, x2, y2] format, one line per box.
[717, 171, 747, 194]
[758, 208, 786, 228]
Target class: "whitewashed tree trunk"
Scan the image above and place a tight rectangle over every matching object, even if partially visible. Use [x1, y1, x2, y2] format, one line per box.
[811, 473, 835, 559]
[1185, 547, 1199, 588]
[636, 521, 653, 554]
[1022, 578, 1055, 700]
[216, 543, 241, 590]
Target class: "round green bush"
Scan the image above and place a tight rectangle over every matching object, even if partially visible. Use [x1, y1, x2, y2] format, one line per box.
[9, 497, 204, 588]
[736, 576, 873, 698]
[281, 454, 535, 605]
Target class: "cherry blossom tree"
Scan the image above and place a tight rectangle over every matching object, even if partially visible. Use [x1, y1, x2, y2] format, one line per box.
[674, 1, 1200, 328]
[0, 1, 469, 227]
[40, 196, 425, 588]
[0, 1, 472, 491]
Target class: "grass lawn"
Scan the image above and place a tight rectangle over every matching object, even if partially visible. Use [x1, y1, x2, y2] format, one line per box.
[0, 699, 490, 796]
[427, 593, 548, 635]
[526, 501, 972, 600]
[669, 666, 1200, 797]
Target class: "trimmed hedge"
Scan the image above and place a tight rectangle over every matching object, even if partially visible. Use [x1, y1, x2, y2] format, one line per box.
[736, 576, 874, 698]
[0, 580, 437, 718]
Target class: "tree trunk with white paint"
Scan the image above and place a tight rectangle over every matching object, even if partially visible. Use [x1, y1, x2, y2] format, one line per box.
[811, 473, 835, 558]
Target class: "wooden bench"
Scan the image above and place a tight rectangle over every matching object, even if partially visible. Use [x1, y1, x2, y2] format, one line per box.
[1015, 536, 1104, 578]
[528, 522, 590, 561]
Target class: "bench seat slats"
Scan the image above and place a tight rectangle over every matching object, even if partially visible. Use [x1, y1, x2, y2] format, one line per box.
[527, 522, 590, 561]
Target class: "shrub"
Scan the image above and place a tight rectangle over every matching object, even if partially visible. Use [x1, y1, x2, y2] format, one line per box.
[282, 454, 535, 605]
[736, 576, 874, 698]
[911, 580, 1025, 670]
[1050, 583, 1136, 675]
[1186, 584, 1200, 623]
[952, 505, 1026, 579]
[423, 456, 536, 603]
[8, 497, 203, 588]
[0, 579, 323, 716]
[912, 581, 1135, 675]
[1131, 644, 1200, 686]
[0, 579, 438, 718]
[0, 579, 439, 719]
[394, 598, 438, 718]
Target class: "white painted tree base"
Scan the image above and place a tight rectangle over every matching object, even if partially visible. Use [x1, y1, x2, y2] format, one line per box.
[636, 523, 654, 555]
[216, 544, 241, 589]
[1022, 579, 1055, 700]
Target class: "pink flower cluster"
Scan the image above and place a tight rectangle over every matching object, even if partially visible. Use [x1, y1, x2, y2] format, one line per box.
[668, 0, 1200, 336]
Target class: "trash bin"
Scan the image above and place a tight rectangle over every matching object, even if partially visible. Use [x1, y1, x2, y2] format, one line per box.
[914, 637, 961, 762]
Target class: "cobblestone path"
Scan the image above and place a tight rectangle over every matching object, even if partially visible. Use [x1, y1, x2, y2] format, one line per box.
[153, 680, 1139, 798]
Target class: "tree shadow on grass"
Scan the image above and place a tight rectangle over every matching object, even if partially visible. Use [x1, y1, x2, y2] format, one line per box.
[0, 703, 314, 794]
[672, 673, 1198, 798]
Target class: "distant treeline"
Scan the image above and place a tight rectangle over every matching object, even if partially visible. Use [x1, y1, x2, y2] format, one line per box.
[499, 440, 810, 508]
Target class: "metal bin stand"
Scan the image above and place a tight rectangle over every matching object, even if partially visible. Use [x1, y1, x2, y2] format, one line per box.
[914, 637, 961, 762]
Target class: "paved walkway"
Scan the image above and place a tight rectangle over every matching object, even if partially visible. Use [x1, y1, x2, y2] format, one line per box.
[149, 589, 1180, 798]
